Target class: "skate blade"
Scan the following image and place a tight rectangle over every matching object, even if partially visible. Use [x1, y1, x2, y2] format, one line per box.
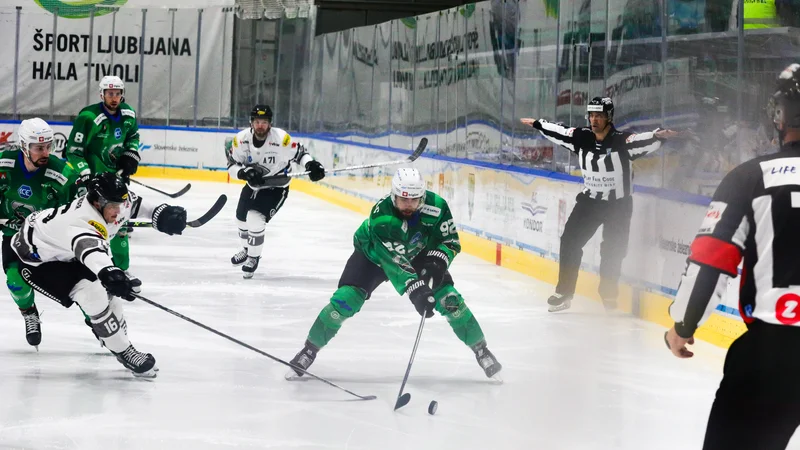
[284, 369, 309, 381]
[243, 272, 255, 279]
[132, 368, 157, 379]
[547, 301, 571, 312]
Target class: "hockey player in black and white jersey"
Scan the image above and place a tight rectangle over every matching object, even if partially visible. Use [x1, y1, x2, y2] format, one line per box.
[227, 104, 325, 278]
[9, 173, 187, 377]
[521, 98, 678, 312]
[666, 63, 800, 450]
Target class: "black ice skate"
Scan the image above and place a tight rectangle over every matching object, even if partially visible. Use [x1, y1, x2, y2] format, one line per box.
[242, 256, 260, 279]
[547, 293, 572, 312]
[113, 345, 157, 378]
[472, 341, 502, 379]
[124, 270, 142, 294]
[20, 305, 41, 349]
[231, 248, 248, 266]
[285, 340, 319, 380]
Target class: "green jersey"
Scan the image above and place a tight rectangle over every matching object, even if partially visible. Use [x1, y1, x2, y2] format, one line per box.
[66, 102, 140, 176]
[0, 149, 77, 236]
[354, 191, 461, 295]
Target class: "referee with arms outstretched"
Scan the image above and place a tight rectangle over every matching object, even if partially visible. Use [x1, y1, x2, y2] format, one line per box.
[521, 97, 678, 312]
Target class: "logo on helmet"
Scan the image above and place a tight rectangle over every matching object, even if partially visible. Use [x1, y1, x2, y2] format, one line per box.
[402, 191, 409, 197]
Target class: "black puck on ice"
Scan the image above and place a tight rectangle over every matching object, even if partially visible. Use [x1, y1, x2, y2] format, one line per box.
[428, 400, 438, 415]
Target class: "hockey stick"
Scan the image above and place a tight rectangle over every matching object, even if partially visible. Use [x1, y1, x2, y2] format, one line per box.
[393, 312, 427, 410]
[133, 293, 377, 401]
[128, 194, 227, 229]
[270, 137, 428, 180]
[129, 178, 192, 199]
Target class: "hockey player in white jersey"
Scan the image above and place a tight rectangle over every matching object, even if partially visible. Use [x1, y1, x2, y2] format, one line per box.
[9, 173, 187, 377]
[227, 104, 326, 278]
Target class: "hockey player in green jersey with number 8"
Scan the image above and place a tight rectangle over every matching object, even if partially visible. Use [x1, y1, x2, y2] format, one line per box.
[66, 75, 142, 291]
[0, 118, 78, 348]
[286, 168, 502, 380]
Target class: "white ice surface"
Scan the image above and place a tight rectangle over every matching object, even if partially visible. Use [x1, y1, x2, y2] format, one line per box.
[0, 179, 787, 450]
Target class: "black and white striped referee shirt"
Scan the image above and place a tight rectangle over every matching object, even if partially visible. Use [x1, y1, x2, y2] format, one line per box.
[533, 120, 663, 201]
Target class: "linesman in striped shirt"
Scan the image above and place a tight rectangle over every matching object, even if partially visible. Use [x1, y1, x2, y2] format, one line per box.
[521, 97, 678, 312]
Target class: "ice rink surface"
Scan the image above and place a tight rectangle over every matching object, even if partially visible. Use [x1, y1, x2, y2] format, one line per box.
[0, 178, 786, 450]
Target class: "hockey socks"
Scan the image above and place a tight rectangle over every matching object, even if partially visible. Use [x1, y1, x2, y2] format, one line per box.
[307, 285, 366, 349]
[6, 264, 34, 310]
[433, 285, 485, 347]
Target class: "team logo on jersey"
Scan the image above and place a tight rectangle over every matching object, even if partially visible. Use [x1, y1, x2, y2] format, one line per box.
[114, 128, 122, 139]
[282, 134, 291, 147]
[17, 185, 32, 199]
[88, 220, 109, 239]
[409, 232, 422, 246]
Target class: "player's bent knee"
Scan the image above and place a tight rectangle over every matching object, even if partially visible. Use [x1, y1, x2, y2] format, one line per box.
[433, 285, 464, 317]
[70, 279, 110, 316]
[329, 285, 366, 318]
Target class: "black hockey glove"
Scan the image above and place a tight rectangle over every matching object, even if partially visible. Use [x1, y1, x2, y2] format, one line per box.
[117, 150, 140, 178]
[98, 266, 137, 301]
[305, 160, 325, 182]
[237, 165, 268, 185]
[152, 203, 187, 235]
[420, 249, 449, 288]
[407, 279, 435, 318]
[75, 172, 92, 196]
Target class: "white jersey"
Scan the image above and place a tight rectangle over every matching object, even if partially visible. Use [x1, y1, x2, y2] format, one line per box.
[11, 191, 155, 275]
[226, 126, 312, 189]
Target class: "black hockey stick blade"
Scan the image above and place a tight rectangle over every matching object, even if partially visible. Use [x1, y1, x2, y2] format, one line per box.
[127, 194, 227, 229]
[133, 293, 377, 401]
[130, 178, 192, 199]
[408, 137, 428, 162]
[394, 392, 411, 410]
[187, 194, 227, 227]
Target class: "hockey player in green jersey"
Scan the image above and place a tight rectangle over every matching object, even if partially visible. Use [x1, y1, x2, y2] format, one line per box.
[66, 75, 142, 289]
[0, 118, 78, 347]
[286, 168, 502, 380]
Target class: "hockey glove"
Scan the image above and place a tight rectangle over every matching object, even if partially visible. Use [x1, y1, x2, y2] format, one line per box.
[98, 266, 137, 301]
[237, 165, 268, 185]
[117, 150, 140, 178]
[305, 160, 325, 182]
[75, 172, 92, 196]
[407, 279, 436, 318]
[420, 250, 449, 288]
[152, 204, 187, 235]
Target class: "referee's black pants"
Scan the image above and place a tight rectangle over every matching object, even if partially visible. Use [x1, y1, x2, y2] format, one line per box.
[555, 192, 632, 300]
[702, 322, 800, 449]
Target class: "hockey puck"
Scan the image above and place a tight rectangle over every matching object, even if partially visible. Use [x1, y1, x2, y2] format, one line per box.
[428, 400, 438, 415]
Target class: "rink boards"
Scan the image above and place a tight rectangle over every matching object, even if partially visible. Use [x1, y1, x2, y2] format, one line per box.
[0, 120, 748, 349]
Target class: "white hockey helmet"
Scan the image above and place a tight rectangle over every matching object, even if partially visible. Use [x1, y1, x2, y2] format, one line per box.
[391, 168, 426, 206]
[17, 118, 54, 152]
[99, 75, 124, 99]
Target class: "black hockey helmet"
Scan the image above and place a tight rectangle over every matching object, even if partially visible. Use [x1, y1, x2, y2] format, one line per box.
[586, 96, 614, 122]
[87, 172, 129, 205]
[250, 104, 273, 123]
[768, 63, 800, 131]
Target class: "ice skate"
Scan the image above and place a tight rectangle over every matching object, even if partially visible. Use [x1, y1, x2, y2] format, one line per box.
[112, 344, 157, 378]
[242, 256, 260, 279]
[472, 341, 502, 381]
[285, 340, 319, 380]
[20, 305, 41, 349]
[547, 293, 572, 312]
[231, 247, 248, 266]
